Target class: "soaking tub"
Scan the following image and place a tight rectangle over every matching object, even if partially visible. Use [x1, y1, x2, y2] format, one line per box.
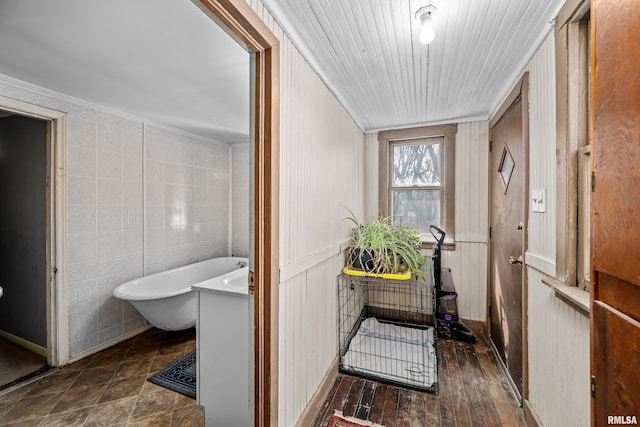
[112, 256, 248, 330]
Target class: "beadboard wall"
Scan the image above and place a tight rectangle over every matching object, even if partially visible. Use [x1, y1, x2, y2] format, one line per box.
[524, 33, 590, 427]
[277, 34, 365, 427]
[526, 32, 557, 276]
[527, 268, 590, 426]
[442, 120, 489, 322]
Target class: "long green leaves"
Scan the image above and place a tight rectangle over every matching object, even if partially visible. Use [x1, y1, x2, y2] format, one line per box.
[345, 209, 428, 280]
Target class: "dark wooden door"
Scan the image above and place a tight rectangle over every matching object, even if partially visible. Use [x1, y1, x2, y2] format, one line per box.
[489, 92, 526, 399]
[591, 1, 640, 425]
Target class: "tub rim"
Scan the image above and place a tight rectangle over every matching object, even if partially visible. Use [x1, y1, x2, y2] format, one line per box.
[113, 256, 248, 301]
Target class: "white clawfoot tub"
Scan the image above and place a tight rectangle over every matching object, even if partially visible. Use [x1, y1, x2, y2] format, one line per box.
[113, 257, 248, 330]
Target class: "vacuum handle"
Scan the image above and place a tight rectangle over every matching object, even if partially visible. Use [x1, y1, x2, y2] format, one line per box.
[429, 225, 446, 247]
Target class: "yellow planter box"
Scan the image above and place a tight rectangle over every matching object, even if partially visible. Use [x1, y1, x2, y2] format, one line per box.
[342, 267, 411, 280]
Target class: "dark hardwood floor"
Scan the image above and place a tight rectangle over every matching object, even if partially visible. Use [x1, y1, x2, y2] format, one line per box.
[314, 324, 525, 427]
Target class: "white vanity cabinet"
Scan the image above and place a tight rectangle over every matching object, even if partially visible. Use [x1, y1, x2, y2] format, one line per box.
[193, 269, 249, 426]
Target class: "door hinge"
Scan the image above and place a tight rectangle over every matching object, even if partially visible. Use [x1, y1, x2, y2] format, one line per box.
[489, 226, 492, 239]
[591, 171, 595, 192]
[591, 375, 596, 397]
[248, 270, 255, 295]
[489, 141, 492, 152]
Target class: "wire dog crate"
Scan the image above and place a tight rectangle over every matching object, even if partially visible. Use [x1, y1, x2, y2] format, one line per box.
[337, 263, 437, 392]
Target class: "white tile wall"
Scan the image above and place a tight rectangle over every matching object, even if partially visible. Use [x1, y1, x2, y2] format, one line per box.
[143, 124, 231, 275]
[231, 145, 250, 257]
[0, 83, 236, 357]
[66, 112, 145, 356]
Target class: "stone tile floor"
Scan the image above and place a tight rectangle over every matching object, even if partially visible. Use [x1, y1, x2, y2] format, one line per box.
[0, 328, 203, 426]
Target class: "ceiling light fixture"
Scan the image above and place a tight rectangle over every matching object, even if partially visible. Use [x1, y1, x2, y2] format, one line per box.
[415, 4, 437, 45]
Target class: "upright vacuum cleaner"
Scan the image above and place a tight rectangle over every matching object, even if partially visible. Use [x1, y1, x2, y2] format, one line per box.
[430, 225, 476, 344]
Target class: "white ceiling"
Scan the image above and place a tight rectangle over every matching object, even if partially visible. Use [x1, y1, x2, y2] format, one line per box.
[0, 0, 250, 144]
[0, 0, 566, 141]
[263, 0, 565, 131]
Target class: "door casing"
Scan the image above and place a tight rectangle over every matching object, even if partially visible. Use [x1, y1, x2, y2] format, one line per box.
[193, 2, 280, 426]
[0, 95, 68, 367]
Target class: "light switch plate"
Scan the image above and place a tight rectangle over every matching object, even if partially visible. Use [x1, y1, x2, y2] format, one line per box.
[538, 188, 546, 212]
[532, 189, 540, 212]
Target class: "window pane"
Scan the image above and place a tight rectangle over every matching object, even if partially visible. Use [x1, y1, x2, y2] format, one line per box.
[392, 143, 441, 186]
[391, 189, 440, 233]
[498, 146, 515, 192]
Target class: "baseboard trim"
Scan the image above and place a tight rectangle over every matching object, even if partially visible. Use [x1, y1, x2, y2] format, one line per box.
[295, 356, 339, 427]
[489, 339, 522, 405]
[460, 319, 485, 332]
[523, 399, 542, 427]
[0, 330, 47, 357]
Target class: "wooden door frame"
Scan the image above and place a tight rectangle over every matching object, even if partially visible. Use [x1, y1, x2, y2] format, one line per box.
[487, 72, 530, 402]
[0, 95, 69, 368]
[194, 1, 280, 425]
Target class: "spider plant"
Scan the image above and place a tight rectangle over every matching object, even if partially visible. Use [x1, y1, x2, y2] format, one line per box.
[345, 208, 428, 280]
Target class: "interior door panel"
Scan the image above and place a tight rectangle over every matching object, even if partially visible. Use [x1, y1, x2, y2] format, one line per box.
[490, 95, 525, 398]
[592, 0, 640, 424]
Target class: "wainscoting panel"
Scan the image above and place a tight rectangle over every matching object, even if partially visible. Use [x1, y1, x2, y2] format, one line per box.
[278, 253, 343, 427]
[527, 268, 589, 426]
[441, 241, 487, 321]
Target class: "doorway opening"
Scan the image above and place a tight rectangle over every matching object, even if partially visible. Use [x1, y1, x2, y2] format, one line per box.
[0, 111, 50, 389]
[194, 1, 280, 425]
[0, 96, 68, 390]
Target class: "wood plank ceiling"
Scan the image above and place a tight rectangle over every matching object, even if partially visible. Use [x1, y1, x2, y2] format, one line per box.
[262, 0, 565, 132]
